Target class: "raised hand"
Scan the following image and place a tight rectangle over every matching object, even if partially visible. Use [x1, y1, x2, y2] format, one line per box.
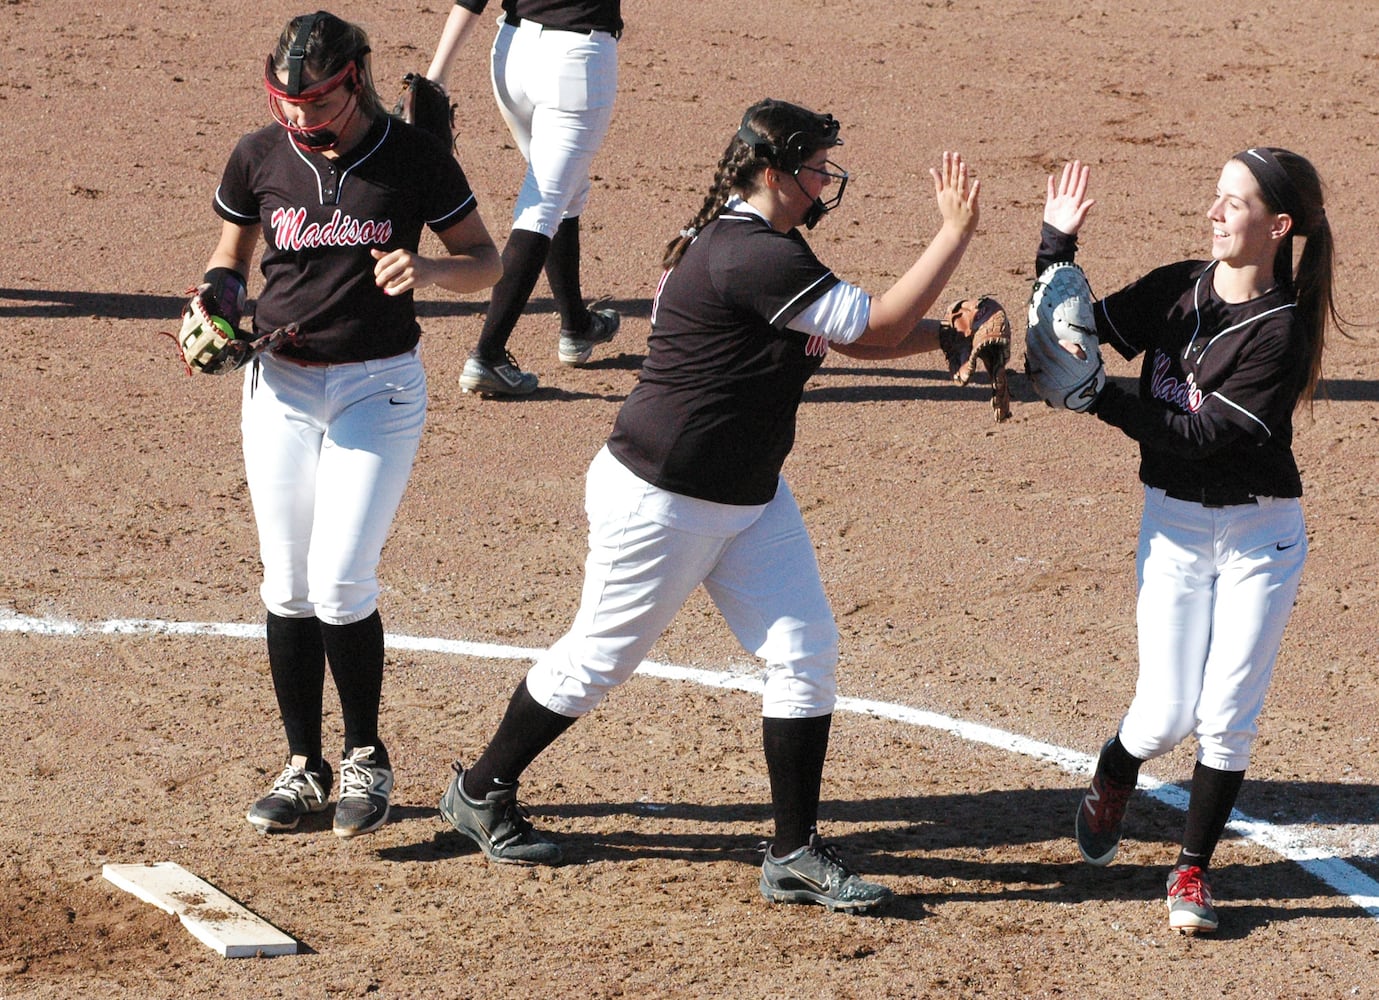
[1044, 160, 1095, 236]
[931, 151, 981, 236]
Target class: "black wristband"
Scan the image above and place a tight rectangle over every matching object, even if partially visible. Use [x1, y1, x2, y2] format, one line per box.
[202, 267, 247, 325]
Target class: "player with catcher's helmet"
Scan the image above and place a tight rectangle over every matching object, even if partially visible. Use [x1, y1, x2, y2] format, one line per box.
[435, 98, 985, 912]
[1029, 154, 1344, 934]
[189, 11, 500, 840]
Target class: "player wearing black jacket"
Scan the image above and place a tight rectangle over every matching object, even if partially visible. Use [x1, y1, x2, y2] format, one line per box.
[1041, 152, 1342, 934]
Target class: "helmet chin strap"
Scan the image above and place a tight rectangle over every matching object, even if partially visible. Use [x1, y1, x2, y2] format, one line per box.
[291, 91, 361, 153]
[793, 174, 829, 230]
[791, 163, 848, 230]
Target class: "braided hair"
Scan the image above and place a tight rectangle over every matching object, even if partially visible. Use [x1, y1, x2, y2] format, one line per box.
[662, 99, 840, 270]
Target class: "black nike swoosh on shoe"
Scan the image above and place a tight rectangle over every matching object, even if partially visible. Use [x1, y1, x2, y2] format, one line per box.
[1276, 540, 1300, 551]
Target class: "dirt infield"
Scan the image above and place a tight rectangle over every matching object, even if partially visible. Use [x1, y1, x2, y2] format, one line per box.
[2, 0, 1377, 996]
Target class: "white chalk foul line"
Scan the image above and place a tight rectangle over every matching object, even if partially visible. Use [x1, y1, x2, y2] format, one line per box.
[6, 610, 1377, 920]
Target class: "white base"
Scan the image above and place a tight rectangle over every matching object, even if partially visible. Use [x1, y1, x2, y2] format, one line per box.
[102, 861, 298, 958]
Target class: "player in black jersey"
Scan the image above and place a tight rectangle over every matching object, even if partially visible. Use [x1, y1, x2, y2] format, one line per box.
[437, 98, 982, 911]
[206, 11, 500, 839]
[1040, 153, 1343, 933]
[426, 0, 625, 395]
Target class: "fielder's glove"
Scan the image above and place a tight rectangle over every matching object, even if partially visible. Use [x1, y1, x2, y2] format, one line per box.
[168, 269, 297, 375]
[1023, 261, 1105, 412]
[392, 73, 455, 150]
[939, 295, 1012, 422]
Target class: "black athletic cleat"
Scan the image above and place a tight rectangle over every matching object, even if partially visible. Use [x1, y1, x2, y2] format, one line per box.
[1075, 739, 1136, 865]
[246, 759, 333, 834]
[439, 762, 562, 865]
[459, 351, 539, 396]
[558, 307, 620, 366]
[759, 834, 892, 913]
[332, 746, 393, 838]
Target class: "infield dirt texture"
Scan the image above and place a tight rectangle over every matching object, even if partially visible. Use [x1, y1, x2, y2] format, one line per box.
[1, 1, 1377, 997]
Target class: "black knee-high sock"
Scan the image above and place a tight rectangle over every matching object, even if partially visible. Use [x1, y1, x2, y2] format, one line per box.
[763, 714, 833, 856]
[1100, 733, 1144, 786]
[473, 229, 551, 361]
[1178, 762, 1246, 870]
[320, 611, 389, 769]
[544, 217, 589, 332]
[461, 681, 576, 798]
[266, 612, 327, 769]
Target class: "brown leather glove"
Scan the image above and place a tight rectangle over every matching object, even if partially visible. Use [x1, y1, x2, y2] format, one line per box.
[939, 296, 1012, 422]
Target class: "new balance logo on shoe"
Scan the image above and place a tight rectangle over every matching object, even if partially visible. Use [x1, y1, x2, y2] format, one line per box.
[1075, 740, 1136, 866]
[333, 747, 393, 839]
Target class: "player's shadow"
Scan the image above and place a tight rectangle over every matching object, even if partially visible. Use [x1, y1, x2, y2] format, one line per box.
[0, 287, 188, 320]
[1316, 376, 1379, 403]
[414, 294, 654, 322]
[380, 780, 1376, 927]
[803, 368, 1138, 406]
[0, 287, 656, 324]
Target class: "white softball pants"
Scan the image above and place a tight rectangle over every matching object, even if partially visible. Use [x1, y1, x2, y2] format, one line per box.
[526, 447, 840, 719]
[1117, 486, 1308, 772]
[489, 16, 619, 237]
[241, 349, 427, 626]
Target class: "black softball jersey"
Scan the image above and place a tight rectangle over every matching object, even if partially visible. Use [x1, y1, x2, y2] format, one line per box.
[1038, 224, 1307, 500]
[455, 0, 623, 35]
[607, 209, 841, 506]
[213, 116, 478, 363]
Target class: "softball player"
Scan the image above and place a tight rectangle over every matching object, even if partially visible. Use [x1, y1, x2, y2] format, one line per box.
[1040, 153, 1342, 933]
[201, 11, 500, 838]
[425, 0, 624, 396]
[438, 99, 981, 912]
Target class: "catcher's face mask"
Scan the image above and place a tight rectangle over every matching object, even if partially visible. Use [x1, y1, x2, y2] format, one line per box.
[264, 13, 365, 152]
[794, 153, 849, 230]
[737, 109, 848, 229]
[265, 58, 361, 151]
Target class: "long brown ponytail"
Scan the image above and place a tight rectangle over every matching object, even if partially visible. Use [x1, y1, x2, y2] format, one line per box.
[1237, 147, 1344, 408]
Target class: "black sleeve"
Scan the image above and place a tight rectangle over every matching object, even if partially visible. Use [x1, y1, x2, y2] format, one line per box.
[454, 0, 490, 13]
[418, 135, 479, 232]
[212, 133, 262, 225]
[1089, 378, 1253, 457]
[1035, 222, 1078, 275]
[719, 227, 838, 332]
